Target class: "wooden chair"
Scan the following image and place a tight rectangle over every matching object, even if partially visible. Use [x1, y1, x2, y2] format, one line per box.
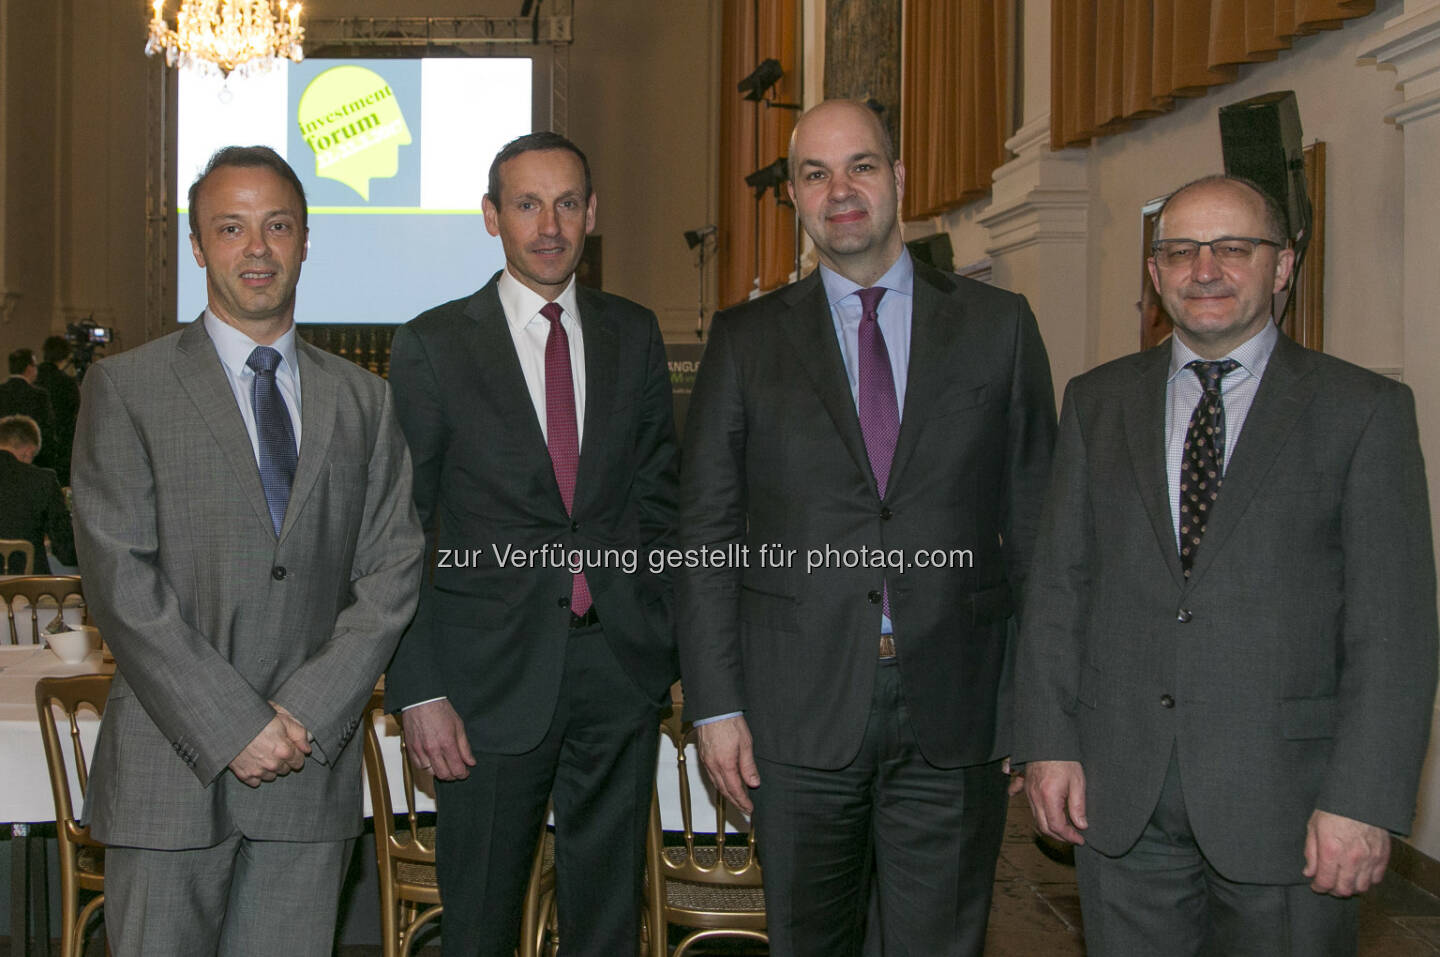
[0, 537, 34, 574]
[360, 690, 557, 957]
[0, 575, 86, 644]
[645, 702, 767, 957]
[35, 674, 109, 957]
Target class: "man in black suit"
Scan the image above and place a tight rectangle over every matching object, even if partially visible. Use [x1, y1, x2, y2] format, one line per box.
[1014, 176, 1437, 955]
[35, 336, 80, 484]
[0, 348, 54, 446]
[676, 99, 1057, 956]
[0, 414, 75, 573]
[385, 131, 679, 956]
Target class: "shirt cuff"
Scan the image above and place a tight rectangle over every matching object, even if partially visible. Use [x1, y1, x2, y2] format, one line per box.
[401, 696, 448, 711]
[692, 710, 743, 726]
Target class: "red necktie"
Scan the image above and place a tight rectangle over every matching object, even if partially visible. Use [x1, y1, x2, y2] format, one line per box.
[542, 302, 591, 615]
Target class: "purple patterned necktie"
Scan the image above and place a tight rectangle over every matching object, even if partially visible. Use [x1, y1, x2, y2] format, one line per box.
[857, 286, 898, 618]
[1178, 358, 1239, 576]
[246, 346, 297, 536]
[542, 302, 591, 615]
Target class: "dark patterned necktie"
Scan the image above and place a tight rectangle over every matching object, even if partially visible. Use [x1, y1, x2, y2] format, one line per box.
[246, 346, 298, 536]
[857, 286, 898, 618]
[542, 302, 591, 615]
[1178, 358, 1239, 575]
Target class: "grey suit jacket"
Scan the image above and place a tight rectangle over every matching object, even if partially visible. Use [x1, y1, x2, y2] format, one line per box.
[678, 262, 1057, 770]
[1013, 334, 1438, 883]
[72, 319, 424, 849]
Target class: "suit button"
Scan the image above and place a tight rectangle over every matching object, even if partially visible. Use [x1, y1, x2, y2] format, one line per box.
[271, 566, 287, 581]
[571, 521, 579, 532]
[879, 507, 893, 521]
[1176, 608, 1192, 623]
[557, 597, 569, 608]
[867, 590, 882, 604]
[1160, 694, 1175, 708]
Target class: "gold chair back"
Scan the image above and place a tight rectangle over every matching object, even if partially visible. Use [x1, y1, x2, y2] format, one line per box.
[0, 575, 86, 644]
[0, 538, 35, 575]
[645, 700, 767, 957]
[35, 674, 109, 957]
[360, 690, 557, 957]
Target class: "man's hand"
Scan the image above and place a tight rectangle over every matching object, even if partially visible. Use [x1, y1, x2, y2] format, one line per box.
[401, 698, 476, 781]
[696, 715, 760, 814]
[229, 714, 310, 788]
[1304, 809, 1390, 896]
[270, 702, 312, 749]
[1024, 759, 1089, 845]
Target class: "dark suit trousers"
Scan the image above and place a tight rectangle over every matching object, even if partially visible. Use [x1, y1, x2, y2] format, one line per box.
[434, 622, 659, 957]
[752, 659, 1008, 957]
[1076, 747, 1358, 957]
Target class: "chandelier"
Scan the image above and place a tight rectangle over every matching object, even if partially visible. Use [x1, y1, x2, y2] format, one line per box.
[145, 0, 305, 79]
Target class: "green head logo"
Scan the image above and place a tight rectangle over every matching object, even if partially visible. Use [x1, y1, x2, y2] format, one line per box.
[297, 65, 412, 200]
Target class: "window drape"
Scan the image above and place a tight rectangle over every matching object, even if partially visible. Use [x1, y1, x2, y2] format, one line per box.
[901, 0, 1014, 219]
[719, 0, 798, 308]
[1052, 0, 1374, 149]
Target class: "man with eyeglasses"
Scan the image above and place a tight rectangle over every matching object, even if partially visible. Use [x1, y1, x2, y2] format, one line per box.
[1013, 174, 1437, 956]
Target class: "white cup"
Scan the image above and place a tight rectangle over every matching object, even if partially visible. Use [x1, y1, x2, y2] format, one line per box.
[48, 625, 98, 664]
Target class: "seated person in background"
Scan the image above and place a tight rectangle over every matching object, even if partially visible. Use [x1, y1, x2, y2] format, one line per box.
[0, 414, 76, 573]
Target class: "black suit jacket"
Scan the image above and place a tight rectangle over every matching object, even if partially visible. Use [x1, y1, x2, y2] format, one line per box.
[1013, 335, 1438, 882]
[34, 363, 79, 482]
[0, 377, 54, 440]
[385, 275, 680, 753]
[677, 262, 1057, 769]
[0, 449, 75, 573]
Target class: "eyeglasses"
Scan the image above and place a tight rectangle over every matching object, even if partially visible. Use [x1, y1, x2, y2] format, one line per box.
[1150, 237, 1282, 268]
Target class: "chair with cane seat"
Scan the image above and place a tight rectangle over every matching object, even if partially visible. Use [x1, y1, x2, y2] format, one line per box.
[1, 575, 86, 644]
[360, 690, 557, 957]
[645, 700, 767, 957]
[35, 674, 109, 957]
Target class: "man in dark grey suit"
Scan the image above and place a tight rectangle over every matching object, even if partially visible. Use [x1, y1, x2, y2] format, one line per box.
[385, 131, 678, 956]
[677, 99, 1057, 956]
[1015, 175, 1438, 956]
[72, 146, 423, 956]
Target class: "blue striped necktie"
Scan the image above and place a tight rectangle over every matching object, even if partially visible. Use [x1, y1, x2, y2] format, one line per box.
[246, 346, 298, 536]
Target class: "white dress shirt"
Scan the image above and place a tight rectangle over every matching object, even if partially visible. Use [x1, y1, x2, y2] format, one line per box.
[497, 267, 586, 448]
[204, 310, 303, 461]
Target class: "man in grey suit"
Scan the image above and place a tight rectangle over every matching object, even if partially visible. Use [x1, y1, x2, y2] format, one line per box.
[678, 99, 1056, 956]
[72, 146, 423, 956]
[1015, 175, 1438, 956]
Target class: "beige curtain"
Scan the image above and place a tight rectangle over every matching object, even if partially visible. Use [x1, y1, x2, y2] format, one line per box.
[719, 0, 798, 309]
[902, 0, 1013, 219]
[1052, 0, 1373, 149]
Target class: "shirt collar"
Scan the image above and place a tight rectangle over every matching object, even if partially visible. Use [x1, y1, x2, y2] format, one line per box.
[819, 251, 915, 309]
[1167, 319, 1279, 383]
[203, 309, 300, 378]
[498, 266, 581, 334]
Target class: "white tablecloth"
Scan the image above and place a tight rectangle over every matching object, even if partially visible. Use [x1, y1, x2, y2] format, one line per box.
[0, 644, 733, 831]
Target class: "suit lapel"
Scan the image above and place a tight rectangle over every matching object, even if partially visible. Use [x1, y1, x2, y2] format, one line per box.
[1186, 334, 1317, 584]
[775, 273, 876, 496]
[280, 341, 336, 541]
[173, 320, 275, 536]
[886, 267, 964, 497]
[462, 282, 556, 474]
[574, 286, 618, 515]
[1125, 345, 1186, 588]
